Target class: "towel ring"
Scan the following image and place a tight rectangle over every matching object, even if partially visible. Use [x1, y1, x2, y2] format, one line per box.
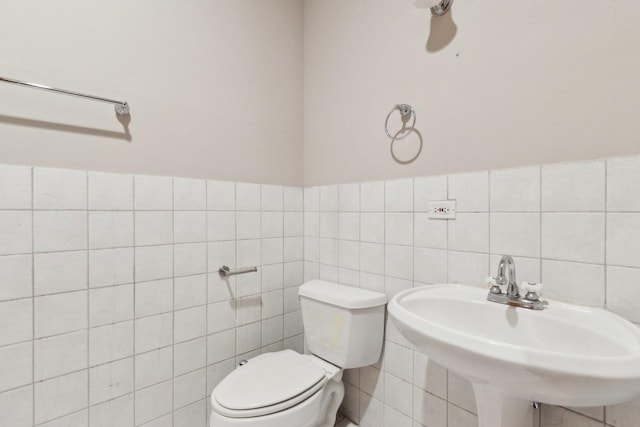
[385, 104, 416, 140]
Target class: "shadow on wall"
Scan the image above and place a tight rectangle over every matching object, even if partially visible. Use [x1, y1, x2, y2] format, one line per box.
[426, 9, 457, 52]
[390, 128, 423, 164]
[0, 113, 133, 142]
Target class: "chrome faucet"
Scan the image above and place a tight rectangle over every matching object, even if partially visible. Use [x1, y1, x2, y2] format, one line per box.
[486, 255, 547, 310]
[495, 255, 519, 298]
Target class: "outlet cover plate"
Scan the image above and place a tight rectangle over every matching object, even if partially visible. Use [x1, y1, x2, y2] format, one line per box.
[428, 200, 456, 220]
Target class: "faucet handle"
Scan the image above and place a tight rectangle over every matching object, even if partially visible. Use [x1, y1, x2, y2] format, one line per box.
[486, 277, 502, 294]
[520, 282, 543, 300]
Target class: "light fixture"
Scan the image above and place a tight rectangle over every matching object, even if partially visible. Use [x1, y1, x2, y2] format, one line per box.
[412, 0, 452, 17]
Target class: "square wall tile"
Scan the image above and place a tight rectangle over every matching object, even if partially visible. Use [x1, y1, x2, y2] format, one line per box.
[414, 175, 447, 212]
[607, 155, 640, 211]
[304, 187, 320, 211]
[135, 347, 173, 390]
[339, 213, 360, 241]
[339, 240, 360, 270]
[413, 387, 447, 427]
[35, 291, 87, 338]
[304, 212, 319, 237]
[0, 299, 32, 346]
[261, 185, 283, 211]
[490, 213, 540, 258]
[174, 242, 207, 277]
[320, 186, 339, 212]
[207, 211, 235, 241]
[385, 213, 413, 246]
[449, 213, 489, 253]
[89, 211, 134, 249]
[448, 171, 489, 212]
[89, 248, 134, 288]
[34, 211, 87, 252]
[135, 211, 173, 246]
[35, 250, 87, 295]
[339, 183, 360, 212]
[0, 385, 33, 427]
[447, 251, 489, 287]
[262, 212, 283, 238]
[0, 254, 32, 301]
[360, 212, 384, 244]
[173, 177, 206, 210]
[0, 342, 32, 392]
[0, 211, 32, 255]
[236, 212, 261, 240]
[607, 213, 640, 268]
[361, 182, 384, 212]
[174, 370, 206, 410]
[606, 266, 640, 323]
[414, 248, 448, 285]
[541, 260, 604, 307]
[414, 213, 447, 249]
[88, 171, 133, 210]
[135, 380, 173, 425]
[490, 166, 540, 212]
[135, 245, 173, 282]
[175, 338, 206, 376]
[207, 180, 235, 211]
[236, 183, 260, 211]
[135, 313, 173, 353]
[174, 211, 206, 243]
[90, 283, 134, 327]
[89, 321, 134, 367]
[89, 395, 133, 427]
[284, 212, 303, 237]
[385, 179, 413, 212]
[89, 358, 133, 405]
[320, 213, 339, 239]
[174, 274, 207, 310]
[134, 175, 172, 210]
[283, 186, 303, 211]
[542, 213, 604, 264]
[0, 164, 31, 209]
[34, 370, 88, 425]
[34, 330, 87, 381]
[174, 306, 207, 343]
[33, 167, 87, 210]
[385, 245, 413, 281]
[542, 161, 605, 212]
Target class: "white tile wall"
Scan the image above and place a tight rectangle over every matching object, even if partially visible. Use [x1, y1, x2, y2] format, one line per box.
[304, 156, 640, 427]
[3, 156, 640, 427]
[0, 164, 303, 427]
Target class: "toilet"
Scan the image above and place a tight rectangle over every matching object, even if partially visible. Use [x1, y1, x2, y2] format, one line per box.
[209, 279, 387, 427]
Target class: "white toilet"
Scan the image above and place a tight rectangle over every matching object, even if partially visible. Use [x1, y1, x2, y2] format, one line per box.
[209, 279, 387, 427]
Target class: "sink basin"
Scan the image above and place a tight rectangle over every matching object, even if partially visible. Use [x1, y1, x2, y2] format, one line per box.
[388, 284, 640, 427]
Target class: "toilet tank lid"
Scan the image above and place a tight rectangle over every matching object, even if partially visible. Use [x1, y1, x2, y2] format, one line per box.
[299, 280, 387, 309]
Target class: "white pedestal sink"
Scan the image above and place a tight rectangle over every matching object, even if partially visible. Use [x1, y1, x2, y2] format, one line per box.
[388, 284, 640, 427]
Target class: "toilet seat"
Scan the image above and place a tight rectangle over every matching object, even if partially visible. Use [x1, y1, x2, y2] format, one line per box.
[213, 350, 328, 418]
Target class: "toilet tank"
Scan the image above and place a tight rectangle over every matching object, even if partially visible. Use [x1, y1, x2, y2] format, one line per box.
[299, 280, 387, 369]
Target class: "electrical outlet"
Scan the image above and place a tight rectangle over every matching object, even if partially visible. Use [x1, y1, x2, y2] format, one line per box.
[428, 200, 456, 220]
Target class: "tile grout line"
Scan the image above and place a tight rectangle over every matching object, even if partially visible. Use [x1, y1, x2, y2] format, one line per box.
[31, 166, 35, 427]
[132, 176, 137, 427]
[86, 171, 90, 426]
[170, 178, 175, 424]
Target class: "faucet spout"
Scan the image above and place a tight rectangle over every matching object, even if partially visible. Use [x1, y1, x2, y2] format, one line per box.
[496, 255, 518, 298]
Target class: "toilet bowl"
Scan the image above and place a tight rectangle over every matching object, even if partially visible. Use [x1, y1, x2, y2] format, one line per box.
[209, 280, 387, 427]
[210, 350, 344, 427]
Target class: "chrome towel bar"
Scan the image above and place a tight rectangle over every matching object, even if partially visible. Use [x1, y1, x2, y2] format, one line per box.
[0, 75, 130, 115]
[219, 265, 258, 277]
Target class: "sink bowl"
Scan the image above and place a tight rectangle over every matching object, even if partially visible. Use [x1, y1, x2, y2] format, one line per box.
[388, 284, 640, 427]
